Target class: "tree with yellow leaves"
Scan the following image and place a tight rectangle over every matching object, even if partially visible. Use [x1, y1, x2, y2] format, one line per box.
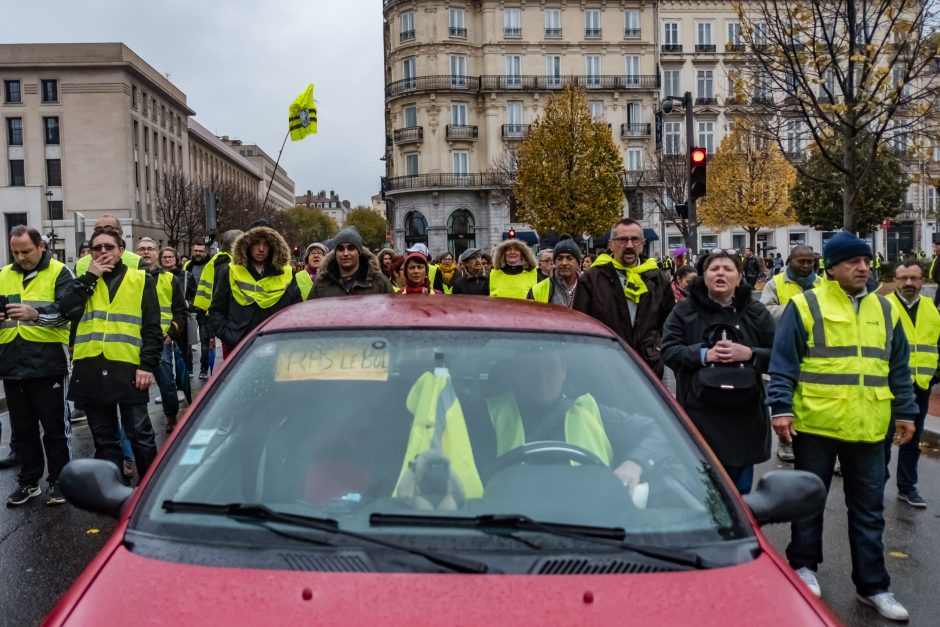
[697, 119, 796, 251]
[512, 85, 624, 237]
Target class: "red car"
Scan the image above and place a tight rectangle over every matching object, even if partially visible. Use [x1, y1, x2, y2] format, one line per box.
[50, 296, 835, 626]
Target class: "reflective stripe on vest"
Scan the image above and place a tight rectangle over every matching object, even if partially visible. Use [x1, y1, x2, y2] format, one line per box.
[74, 268, 147, 365]
[486, 392, 612, 465]
[295, 271, 313, 300]
[229, 264, 293, 309]
[192, 252, 230, 311]
[394, 370, 484, 499]
[0, 259, 70, 345]
[76, 249, 142, 275]
[530, 278, 552, 303]
[489, 268, 538, 299]
[791, 282, 899, 442]
[773, 272, 817, 307]
[155, 272, 174, 334]
[887, 293, 940, 390]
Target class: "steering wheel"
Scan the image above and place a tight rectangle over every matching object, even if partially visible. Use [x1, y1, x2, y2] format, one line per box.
[493, 440, 607, 473]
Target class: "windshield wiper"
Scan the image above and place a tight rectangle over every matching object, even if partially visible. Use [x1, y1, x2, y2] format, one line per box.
[370, 513, 706, 570]
[162, 500, 488, 574]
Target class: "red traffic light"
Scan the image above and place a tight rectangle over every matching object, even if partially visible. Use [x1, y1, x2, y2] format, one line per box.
[508, 228, 516, 238]
[690, 147, 707, 165]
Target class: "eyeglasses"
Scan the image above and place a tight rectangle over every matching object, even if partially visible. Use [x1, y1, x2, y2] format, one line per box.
[610, 236, 644, 245]
[91, 244, 118, 252]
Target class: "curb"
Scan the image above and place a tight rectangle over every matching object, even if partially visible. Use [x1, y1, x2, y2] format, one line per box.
[922, 415, 940, 450]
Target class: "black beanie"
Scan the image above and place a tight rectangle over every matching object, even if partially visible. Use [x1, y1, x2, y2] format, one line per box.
[553, 236, 582, 264]
[823, 231, 872, 268]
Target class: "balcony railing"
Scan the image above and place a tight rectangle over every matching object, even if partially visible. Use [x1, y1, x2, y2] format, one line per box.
[695, 97, 719, 105]
[545, 27, 562, 38]
[624, 28, 641, 38]
[384, 172, 510, 193]
[621, 123, 651, 138]
[504, 27, 522, 38]
[695, 44, 717, 53]
[501, 124, 531, 139]
[385, 75, 481, 97]
[445, 124, 478, 140]
[725, 43, 746, 52]
[661, 44, 683, 53]
[585, 28, 602, 38]
[400, 30, 415, 42]
[449, 27, 467, 38]
[393, 126, 423, 144]
[752, 95, 774, 106]
[725, 95, 748, 105]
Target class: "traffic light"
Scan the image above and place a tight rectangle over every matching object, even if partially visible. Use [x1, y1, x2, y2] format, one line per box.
[674, 203, 689, 219]
[508, 227, 516, 239]
[689, 147, 707, 202]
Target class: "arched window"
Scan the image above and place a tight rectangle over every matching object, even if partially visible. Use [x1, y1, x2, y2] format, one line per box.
[404, 211, 428, 247]
[447, 209, 475, 257]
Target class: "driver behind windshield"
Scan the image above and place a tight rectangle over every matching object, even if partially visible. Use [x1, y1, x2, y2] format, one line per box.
[482, 350, 673, 492]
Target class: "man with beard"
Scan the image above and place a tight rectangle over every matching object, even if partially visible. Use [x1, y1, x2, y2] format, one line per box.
[528, 236, 581, 308]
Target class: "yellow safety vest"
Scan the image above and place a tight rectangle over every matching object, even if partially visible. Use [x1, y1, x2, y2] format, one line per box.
[529, 278, 552, 303]
[773, 272, 820, 308]
[486, 392, 612, 465]
[790, 281, 901, 442]
[0, 259, 70, 345]
[193, 252, 230, 311]
[489, 268, 538, 299]
[76, 249, 142, 275]
[887, 293, 940, 390]
[395, 370, 484, 499]
[74, 268, 147, 365]
[228, 264, 294, 309]
[155, 272, 174, 334]
[295, 271, 314, 300]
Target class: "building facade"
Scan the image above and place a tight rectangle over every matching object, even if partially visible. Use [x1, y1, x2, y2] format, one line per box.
[381, 1, 940, 260]
[187, 121, 262, 205]
[221, 137, 296, 210]
[295, 189, 352, 226]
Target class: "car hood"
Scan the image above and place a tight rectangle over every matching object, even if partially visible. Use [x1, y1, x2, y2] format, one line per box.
[50, 543, 836, 626]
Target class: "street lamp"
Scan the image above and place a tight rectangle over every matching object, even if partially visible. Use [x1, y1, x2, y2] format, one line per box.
[661, 91, 697, 256]
[44, 190, 56, 252]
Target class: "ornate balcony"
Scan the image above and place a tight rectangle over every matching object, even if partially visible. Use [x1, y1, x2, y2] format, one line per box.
[545, 27, 563, 38]
[384, 172, 510, 194]
[621, 123, 651, 138]
[393, 126, 423, 144]
[501, 124, 531, 140]
[585, 28, 602, 38]
[449, 27, 467, 38]
[504, 27, 521, 38]
[385, 75, 481, 98]
[695, 97, 719, 105]
[389, 75, 660, 99]
[725, 43, 746, 53]
[624, 28, 642, 39]
[695, 44, 717, 53]
[445, 124, 478, 140]
[661, 44, 683, 54]
[399, 30, 415, 43]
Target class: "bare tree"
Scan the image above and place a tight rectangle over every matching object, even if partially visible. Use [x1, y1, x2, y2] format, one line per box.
[156, 168, 202, 249]
[202, 176, 278, 235]
[737, 0, 940, 231]
[646, 148, 701, 249]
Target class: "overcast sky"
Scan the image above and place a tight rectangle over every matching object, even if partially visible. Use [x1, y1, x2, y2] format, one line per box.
[2, 0, 386, 206]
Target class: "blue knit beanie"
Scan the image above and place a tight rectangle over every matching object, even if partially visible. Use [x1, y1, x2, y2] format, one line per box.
[823, 231, 872, 268]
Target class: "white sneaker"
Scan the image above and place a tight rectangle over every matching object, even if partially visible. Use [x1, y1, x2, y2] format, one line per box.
[795, 567, 821, 597]
[155, 396, 162, 404]
[857, 592, 909, 621]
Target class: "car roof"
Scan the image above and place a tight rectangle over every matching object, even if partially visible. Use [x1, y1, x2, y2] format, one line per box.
[259, 294, 618, 338]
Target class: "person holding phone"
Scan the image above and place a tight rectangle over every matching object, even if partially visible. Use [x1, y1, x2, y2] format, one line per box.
[0, 226, 85, 506]
[65, 226, 162, 481]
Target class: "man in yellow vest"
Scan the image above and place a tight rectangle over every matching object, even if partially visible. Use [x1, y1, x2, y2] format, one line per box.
[885, 260, 938, 508]
[136, 238, 187, 433]
[67, 226, 163, 480]
[208, 226, 302, 355]
[767, 231, 916, 621]
[1, 226, 78, 506]
[189, 230, 240, 378]
[760, 244, 821, 463]
[488, 238, 539, 299]
[526, 236, 581, 307]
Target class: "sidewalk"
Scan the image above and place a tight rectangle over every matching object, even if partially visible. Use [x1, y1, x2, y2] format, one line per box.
[922, 390, 940, 449]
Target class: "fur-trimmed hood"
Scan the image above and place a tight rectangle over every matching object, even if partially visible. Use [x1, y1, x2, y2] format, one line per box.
[492, 239, 538, 271]
[231, 226, 291, 268]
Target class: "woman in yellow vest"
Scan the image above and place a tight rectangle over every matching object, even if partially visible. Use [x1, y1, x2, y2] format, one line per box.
[67, 226, 163, 480]
[208, 226, 302, 355]
[488, 239, 538, 299]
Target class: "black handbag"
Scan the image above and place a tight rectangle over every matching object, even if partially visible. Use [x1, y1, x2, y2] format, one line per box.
[689, 320, 760, 410]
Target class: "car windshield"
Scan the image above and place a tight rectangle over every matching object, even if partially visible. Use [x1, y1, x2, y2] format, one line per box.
[138, 330, 749, 547]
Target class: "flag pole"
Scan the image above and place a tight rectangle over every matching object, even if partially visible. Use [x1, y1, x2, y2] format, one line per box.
[262, 129, 290, 211]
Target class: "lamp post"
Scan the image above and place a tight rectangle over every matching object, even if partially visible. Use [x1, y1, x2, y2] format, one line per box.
[661, 91, 696, 256]
[44, 190, 56, 253]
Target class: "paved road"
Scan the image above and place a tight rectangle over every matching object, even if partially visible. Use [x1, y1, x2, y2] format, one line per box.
[2, 392, 939, 625]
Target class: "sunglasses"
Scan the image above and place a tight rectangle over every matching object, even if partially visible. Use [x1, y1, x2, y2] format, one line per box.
[91, 244, 119, 252]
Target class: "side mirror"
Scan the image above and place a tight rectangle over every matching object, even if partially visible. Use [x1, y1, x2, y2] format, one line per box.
[743, 470, 826, 526]
[59, 459, 135, 518]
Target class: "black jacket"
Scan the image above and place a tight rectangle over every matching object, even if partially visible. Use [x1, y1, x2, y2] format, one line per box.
[572, 260, 674, 377]
[450, 272, 489, 296]
[67, 260, 163, 404]
[661, 278, 776, 466]
[170, 267, 197, 309]
[0, 252, 80, 380]
[310, 248, 394, 298]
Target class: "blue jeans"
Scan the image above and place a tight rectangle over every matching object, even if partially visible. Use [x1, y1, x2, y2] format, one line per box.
[118, 420, 134, 462]
[884, 387, 929, 494]
[724, 464, 754, 495]
[156, 343, 180, 417]
[787, 432, 890, 596]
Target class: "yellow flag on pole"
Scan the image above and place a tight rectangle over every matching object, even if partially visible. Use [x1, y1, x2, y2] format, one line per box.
[288, 83, 317, 141]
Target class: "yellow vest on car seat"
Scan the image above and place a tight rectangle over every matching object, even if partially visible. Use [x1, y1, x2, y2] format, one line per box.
[0, 258, 70, 345]
[74, 267, 147, 365]
[228, 264, 293, 309]
[395, 370, 484, 499]
[790, 280, 901, 442]
[887, 293, 940, 391]
[489, 268, 538, 300]
[485, 392, 612, 465]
